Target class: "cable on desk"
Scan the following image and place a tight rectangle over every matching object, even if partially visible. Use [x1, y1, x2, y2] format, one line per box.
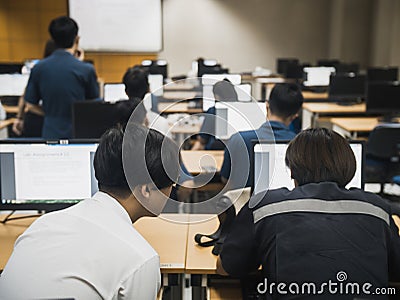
[0, 211, 43, 224]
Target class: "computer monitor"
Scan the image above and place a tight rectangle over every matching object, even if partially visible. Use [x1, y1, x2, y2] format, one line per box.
[0, 63, 23, 74]
[317, 59, 340, 68]
[214, 102, 266, 139]
[366, 81, 400, 118]
[103, 83, 127, 103]
[335, 63, 360, 74]
[73, 101, 123, 139]
[0, 140, 98, 211]
[367, 67, 398, 82]
[142, 60, 168, 79]
[252, 141, 364, 195]
[148, 74, 164, 97]
[201, 74, 241, 86]
[202, 83, 252, 111]
[276, 58, 299, 75]
[328, 73, 367, 103]
[0, 74, 29, 96]
[303, 67, 336, 87]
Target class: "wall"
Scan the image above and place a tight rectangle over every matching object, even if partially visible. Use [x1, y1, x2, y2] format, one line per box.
[328, 0, 374, 68]
[160, 0, 332, 77]
[370, 0, 400, 69]
[0, 0, 156, 82]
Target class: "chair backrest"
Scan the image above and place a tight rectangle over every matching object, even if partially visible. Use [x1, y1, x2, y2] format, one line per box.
[367, 124, 400, 161]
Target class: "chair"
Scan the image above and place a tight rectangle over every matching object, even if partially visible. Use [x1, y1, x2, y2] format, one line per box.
[366, 124, 400, 193]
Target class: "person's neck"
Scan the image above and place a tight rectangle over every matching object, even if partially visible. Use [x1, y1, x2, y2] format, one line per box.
[268, 114, 291, 127]
[65, 48, 75, 55]
[103, 190, 146, 224]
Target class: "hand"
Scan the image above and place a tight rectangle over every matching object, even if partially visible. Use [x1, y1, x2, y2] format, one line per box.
[74, 48, 85, 61]
[12, 119, 24, 136]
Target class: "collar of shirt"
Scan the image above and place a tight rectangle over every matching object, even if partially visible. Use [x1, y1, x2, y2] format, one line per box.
[52, 49, 75, 57]
[91, 191, 133, 225]
[267, 120, 290, 131]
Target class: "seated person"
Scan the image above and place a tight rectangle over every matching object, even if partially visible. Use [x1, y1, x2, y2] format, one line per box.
[192, 79, 238, 150]
[123, 66, 170, 137]
[122, 67, 194, 202]
[220, 83, 303, 189]
[217, 128, 400, 299]
[0, 124, 180, 299]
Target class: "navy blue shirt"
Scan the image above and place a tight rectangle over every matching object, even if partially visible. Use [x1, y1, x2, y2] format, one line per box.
[220, 182, 400, 299]
[25, 49, 99, 138]
[220, 121, 296, 189]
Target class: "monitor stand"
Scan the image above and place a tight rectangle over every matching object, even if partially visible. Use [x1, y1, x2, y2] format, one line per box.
[334, 97, 363, 106]
[377, 114, 400, 123]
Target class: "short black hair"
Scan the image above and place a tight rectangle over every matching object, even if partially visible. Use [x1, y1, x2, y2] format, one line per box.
[269, 83, 303, 119]
[48, 16, 78, 49]
[123, 66, 149, 100]
[114, 99, 147, 126]
[43, 39, 58, 58]
[285, 128, 356, 187]
[94, 124, 179, 198]
[213, 79, 238, 101]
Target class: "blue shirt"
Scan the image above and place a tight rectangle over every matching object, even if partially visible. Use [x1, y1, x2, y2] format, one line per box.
[25, 49, 99, 139]
[198, 107, 217, 150]
[220, 121, 296, 189]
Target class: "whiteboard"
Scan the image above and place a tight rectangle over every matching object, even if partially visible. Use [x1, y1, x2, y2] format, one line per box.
[68, 0, 162, 52]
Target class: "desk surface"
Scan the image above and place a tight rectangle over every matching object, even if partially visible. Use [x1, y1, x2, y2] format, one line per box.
[158, 102, 202, 114]
[302, 91, 329, 100]
[330, 117, 379, 133]
[3, 105, 18, 114]
[0, 213, 189, 273]
[181, 150, 224, 175]
[303, 102, 366, 114]
[134, 214, 189, 273]
[186, 214, 219, 274]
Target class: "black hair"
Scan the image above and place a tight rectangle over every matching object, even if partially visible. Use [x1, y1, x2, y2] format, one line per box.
[285, 128, 356, 187]
[269, 83, 303, 119]
[94, 125, 179, 198]
[43, 39, 58, 58]
[48, 16, 79, 49]
[122, 66, 150, 100]
[213, 79, 238, 101]
[114, 99, 147, 126]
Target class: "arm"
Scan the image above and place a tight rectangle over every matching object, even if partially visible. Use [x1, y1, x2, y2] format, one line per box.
[12, 95, 26, 135]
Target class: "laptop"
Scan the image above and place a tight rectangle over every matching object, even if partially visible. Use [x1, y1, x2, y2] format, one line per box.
[251, 140, 364, 195]
[0, 139, 98, 212]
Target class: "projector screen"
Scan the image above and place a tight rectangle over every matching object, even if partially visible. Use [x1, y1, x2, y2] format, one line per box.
[68, 0, 162, 52]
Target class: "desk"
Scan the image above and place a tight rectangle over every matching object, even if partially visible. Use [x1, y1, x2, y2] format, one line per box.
[302, 91, 329, 100]
[159, 102, 203, 114]
[181, 151, 224, 175]
[330, 117, 379, 139]
[164, 82, 196, 91]
[162, 91, 198, 101]
[186, 214, 219, 275]
[0, 213, 189, 274]
[302, 102, 366, 129]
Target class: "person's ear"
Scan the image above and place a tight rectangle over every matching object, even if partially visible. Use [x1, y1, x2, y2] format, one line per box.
[75, 36, 80, 46]
[141, 185, 151, 198]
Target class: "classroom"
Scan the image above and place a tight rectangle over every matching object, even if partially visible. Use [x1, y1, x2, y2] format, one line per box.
[0, 0, 400, 299]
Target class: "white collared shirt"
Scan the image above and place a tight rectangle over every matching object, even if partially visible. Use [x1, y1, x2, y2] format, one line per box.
[0, 192, 160, 300]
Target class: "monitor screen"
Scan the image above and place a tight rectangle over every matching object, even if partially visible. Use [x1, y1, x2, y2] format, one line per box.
[148, 74, 164, 97]
[104, 83, 127, 103]
[366, 82, 400, 114]
[252, 142, 363, 194]
[215, 102, 266, 139]
[0, 142, 98, 210]
[201, 74, 241, 86]
[328, 74, 366, 100]
[303, 67, 336, 87]
[276, 58, 299, 75]
[0, 74, 29, 96]
[202, 83, 252, 111]
[367, 67, 398, 82]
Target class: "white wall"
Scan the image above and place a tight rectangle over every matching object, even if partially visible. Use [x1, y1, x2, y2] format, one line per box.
[160, 0, 331, 76]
